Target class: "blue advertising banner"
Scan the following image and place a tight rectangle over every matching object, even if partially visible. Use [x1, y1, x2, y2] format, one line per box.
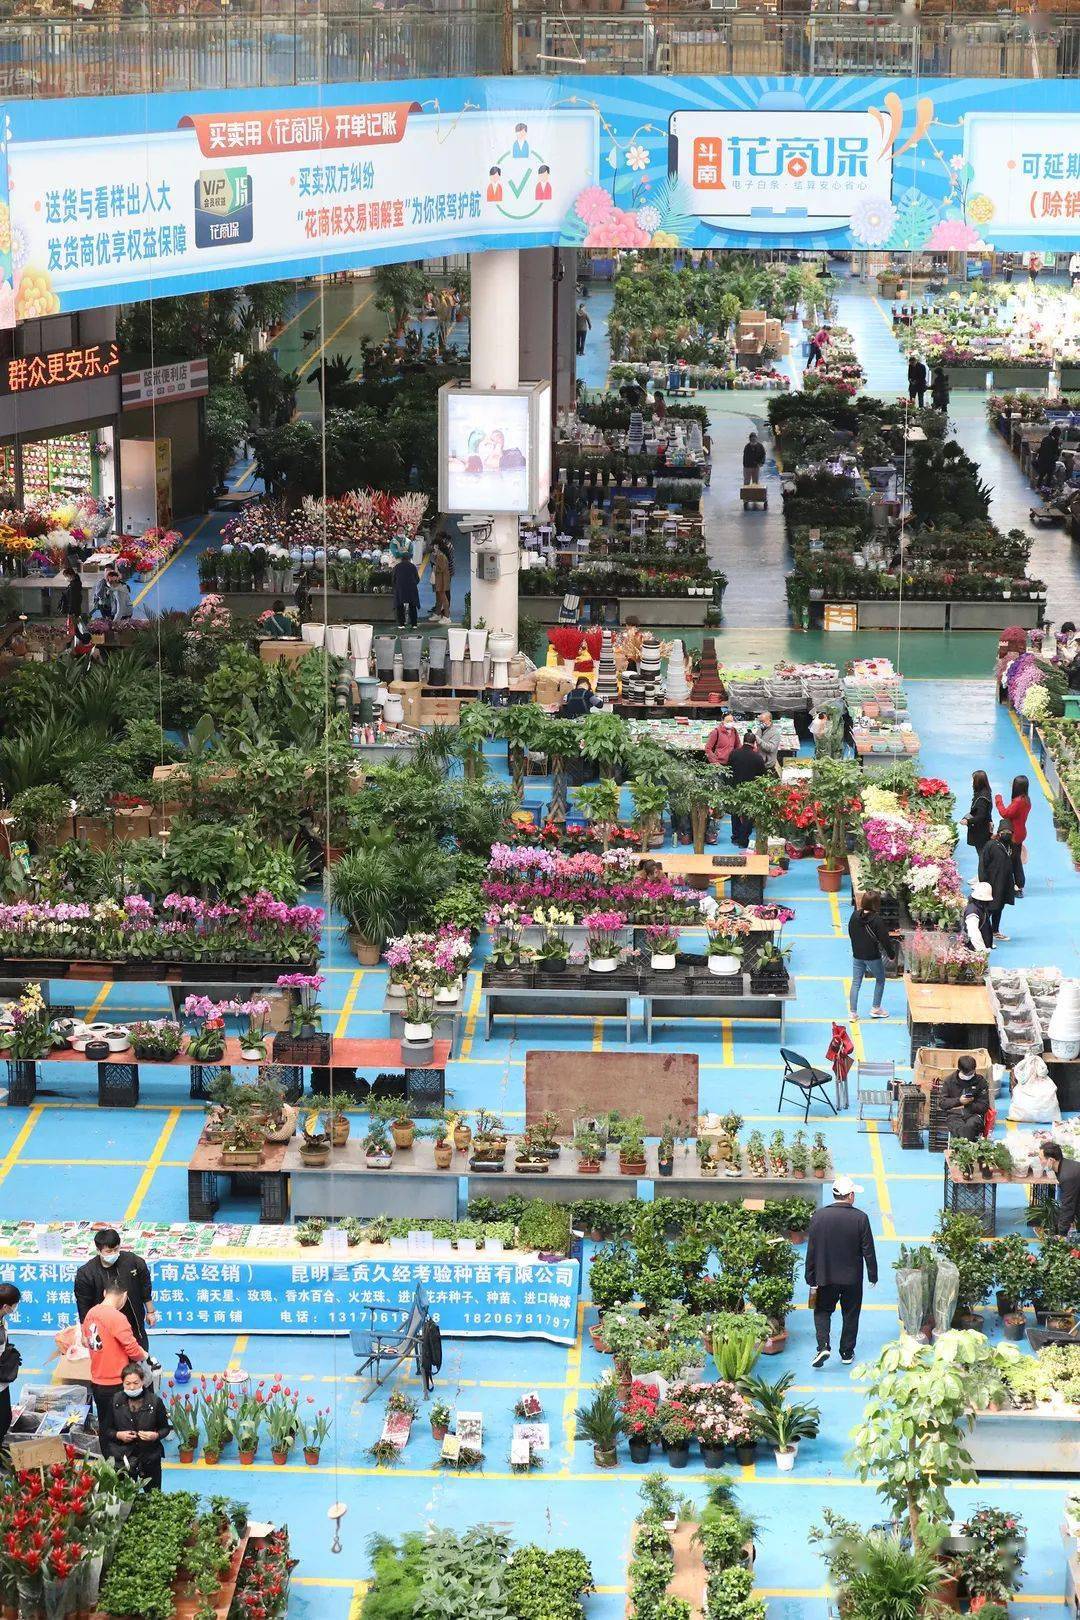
[0, 1253, 581, 1343]
[3, 74, 1080, 321]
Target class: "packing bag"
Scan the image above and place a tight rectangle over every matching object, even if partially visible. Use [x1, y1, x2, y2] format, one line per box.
[1008, 1052, 1061, 1123]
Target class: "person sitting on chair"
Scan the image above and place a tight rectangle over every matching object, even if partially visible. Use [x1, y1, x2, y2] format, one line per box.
[938, 1054, 989, 1141]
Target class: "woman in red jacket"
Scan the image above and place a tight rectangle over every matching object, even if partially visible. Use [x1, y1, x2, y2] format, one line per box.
[995, 773, 1030, 896]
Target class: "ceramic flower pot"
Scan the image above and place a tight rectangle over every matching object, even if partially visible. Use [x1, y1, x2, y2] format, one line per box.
[403, 1021, 433, 1042]
[447, 627, 468, 661]
[391, 1120, 415, 1150]
[651, 953, 676, 971]
[348, 622, 374, 665]
[589, 956, 618, 973]
[382, 691, 405, 725]
[330, 1115, 350, 1147]
[325, 625, 349, 657]
[467, 628, 487, 661]
[434, 1142, 453, 1169]
[774, 1446, 797, 1472]
[709, 955, 740, 976]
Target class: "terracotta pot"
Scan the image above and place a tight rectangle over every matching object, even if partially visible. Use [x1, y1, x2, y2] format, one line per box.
[238, 1448, 256, 1466]
[431, 1423, 447, 1442]
[300, 1145, 331, 1166]
[350, 932, 383, 966]
[817, 862, 845, 893]
[761, 1329, 788, 1355]
[178, 1447, 196, 1464]
[619, 1158, 647, 1176]
[271, 1449, 288, 1465]
[330, 1115, 350, 1147]
[578, 1159, 601, 1173]
[303, 1448, 320, 1466]
[391, 1120, 415, 1150]
[203, 1447, 221, 1465]
[434, 1142, 453, 1169]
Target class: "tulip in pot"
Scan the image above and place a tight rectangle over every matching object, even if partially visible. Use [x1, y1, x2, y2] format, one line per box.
[1049, 978, 1080, 1060]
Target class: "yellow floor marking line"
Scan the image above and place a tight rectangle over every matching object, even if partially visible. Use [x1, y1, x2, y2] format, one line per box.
[721, 1017, 734, 1067]
[227, 1334, 249, 1371]
[0, 1107, 42, 1186]
[846, 991, 866, 1061]
[132, 511, 214, 607]
[592, 1017, 604, 1052]
[827, 890, 843, 937]
[458, 971, 484, 1060]
[561, 1300, 586, 1470]
[84, 983, 112, 1022]
[299, 291, 374, 379]
[335, 971, 364, 1039]
[123, 1107, 182, 1221]
[866, 1120, 896, 1239]
[346, 1582, 371, 1617]
[1008, 709, 1053, 801]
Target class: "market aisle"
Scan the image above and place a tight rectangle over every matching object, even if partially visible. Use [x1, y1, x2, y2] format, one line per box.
[701, 401, 791, 628]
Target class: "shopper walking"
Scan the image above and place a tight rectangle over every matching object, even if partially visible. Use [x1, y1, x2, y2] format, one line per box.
[962, 881, 995, 951]
[961, 769, 994, 855]
[576, 303, 591, 356]
[995, 774, 1030, 897]
[84, 1284, 148, 1450]
[728, 732, 768, 849]
[1039, 1142, 1080, 1234]
[61, 563, 83, 643]
[109, 1362, 170, 1491]
[0, 1284, 22, 1446]
[978, 822, 1016, 940]
[432, 542, 452, 622]
[742, 432, 766, 486]
[930, 366, 950, 413]
[907, 355, 928, 408]
[392, 554, 421, 628]
[847, 893, 897, 1021]
[805, 1175, 878, 1367]
[75, 1227, 156, 1353]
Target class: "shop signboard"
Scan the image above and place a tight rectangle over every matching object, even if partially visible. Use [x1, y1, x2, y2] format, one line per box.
[121, 356, 209, 409]
[1, 76, 1078, 319]
[0, 342, 120, 393]
[0, 1253, 581, 1343]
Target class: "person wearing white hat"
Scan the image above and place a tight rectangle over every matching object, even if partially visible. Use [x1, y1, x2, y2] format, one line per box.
[805, 1175, 877, 1369]
[963, 881, 995, 952]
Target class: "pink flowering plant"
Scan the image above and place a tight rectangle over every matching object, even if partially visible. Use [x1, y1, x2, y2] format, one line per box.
[180, 995, 230, 1061]
[382, 928, 472, 990]
[0, 892, 321, 966]
[583, 910, 625, 963]
[232, 997, 273, 1054]
[276, 972, 325, 1034]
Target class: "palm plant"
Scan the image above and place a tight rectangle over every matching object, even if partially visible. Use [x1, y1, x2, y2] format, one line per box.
[574, 1384, 622, 1466]
[840, 1530, 944, 1620]
[330, 845, 397, 960]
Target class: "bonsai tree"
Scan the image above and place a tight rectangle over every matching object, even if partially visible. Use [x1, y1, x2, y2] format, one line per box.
[849, 1330, 1010, 1542]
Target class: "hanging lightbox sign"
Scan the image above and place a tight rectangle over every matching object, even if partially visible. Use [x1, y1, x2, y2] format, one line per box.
[438, 380, 551, 517]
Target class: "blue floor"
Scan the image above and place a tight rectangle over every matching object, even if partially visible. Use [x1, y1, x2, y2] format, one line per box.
[16, 275, 1078, 1615]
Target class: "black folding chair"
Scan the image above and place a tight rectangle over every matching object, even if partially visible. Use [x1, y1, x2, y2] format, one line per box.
[350, 1284, 429, 1401]
[779, 1047, 838, 1122]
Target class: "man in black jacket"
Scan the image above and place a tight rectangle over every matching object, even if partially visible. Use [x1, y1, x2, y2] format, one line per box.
[74, 1228, 156, 1352]
[728, 733, 768, 849]
[938, 1055, 990, 1142]
[1040, 1143, 1080, 1235]
[805, 1175, 878, 1367]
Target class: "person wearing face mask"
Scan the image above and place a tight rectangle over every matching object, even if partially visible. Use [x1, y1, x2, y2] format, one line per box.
[74, 1228, 156, 1352]
[110, 1362, 170, 1490]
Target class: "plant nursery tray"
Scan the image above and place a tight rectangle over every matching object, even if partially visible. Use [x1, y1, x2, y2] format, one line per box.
[272, 1034, 333, 1065]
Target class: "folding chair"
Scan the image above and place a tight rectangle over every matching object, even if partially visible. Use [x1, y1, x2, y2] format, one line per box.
[350, 1284, 429, 1401]
[778, 1048, 837, 1122]
[856, 1059, 896, 1132]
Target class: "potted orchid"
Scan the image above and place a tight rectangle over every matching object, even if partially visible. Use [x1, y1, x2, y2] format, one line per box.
[707, 919, 748, 977]
[234, 997, 272, 1062]
[403, 984, 435, 1043]
[181, 995, 228, 1062]
[644, 924, 679, 971]
[533, 906, 574, 975]
[584, 910, 625, 973]
[277, 972, 325, 1036]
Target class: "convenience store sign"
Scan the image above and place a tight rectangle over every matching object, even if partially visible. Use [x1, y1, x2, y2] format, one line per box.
[1, 75, 1079, 320]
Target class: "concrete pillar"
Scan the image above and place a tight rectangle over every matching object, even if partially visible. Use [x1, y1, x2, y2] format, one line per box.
[470, 249, 521, 646]
[555, 248, 578, 414]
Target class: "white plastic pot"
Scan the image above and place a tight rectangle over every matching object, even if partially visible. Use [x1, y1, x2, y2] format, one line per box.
[709, 954, 741, 976]
[348, 623, 374, 664]
[467, 628, 488, 660]
[447, 627, 469, 661]
[325, 625, 349, 657]
[774, 1447, 796, 1472]
[1049, 978, 1080, 1060]
[651, 953, 677, 971]
[403, 1021, 433, 1042]
[589, 956, 618, 973]
[301, 622, 326, 648]
[382, 692, 404, 725]
[434, 985, 460, 1004]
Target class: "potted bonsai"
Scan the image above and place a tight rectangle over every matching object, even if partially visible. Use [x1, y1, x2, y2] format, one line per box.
[616, 1116, 647, 1177]
[811, 1133, 830, 1179]
[363, 1119, 394, 1169]
[697, 1137, 718, 1177]
[745, 1131, 768, 1177]
[256, 1072, 298, 1143]
[471, 1109, 509, 1167]
[310, 1092, 350, 1147]
[452, 1114, 472, 1155]
[426, 1111, 454, 1170]
[789, 1133, 809, 1180]
[387, 1097, 415, 1151]
[657, 1121, 676, 1178]
[574, 1384, 622, 1468]
[299, 1112, 331, 1166]
[574, 1125, 604, 1173]
[644, 925, 679, 971]
[219, 1110, 265, 1168]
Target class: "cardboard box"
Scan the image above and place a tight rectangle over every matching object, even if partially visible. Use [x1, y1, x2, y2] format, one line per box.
[52, 1352, 92, 1387]
[419, 696, 465, 726]
[388, 680, 422, 728]
[535, 670, 574, 707]
[259, 639, 310, 666]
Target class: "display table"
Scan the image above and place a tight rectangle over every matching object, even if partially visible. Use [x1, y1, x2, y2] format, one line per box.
[941, 1149, 1054, 1236]
[484, 982, 636, 1042]
[188, 1137, 290, 1224]
[904, 975, 997, 1064]
[646, 1146, 830, 1204]
[966, 1408, 1080, 1474]
[643, 983, 793, 1042]
[283, 1136, 460, 1220]
[3, 1241, 581, 1343]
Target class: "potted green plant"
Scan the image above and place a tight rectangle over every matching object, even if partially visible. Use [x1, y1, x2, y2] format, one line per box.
[532, 905, 573, 975]
[575, 780, 623, 851]
[129, 1019, 184, 1062]
[657, 1120, 676, 1178]
[575, 1384, 622, 1468]
[992, 1233, 1037, 1340]
[363, 1119, 394, 1169]
[657, 1398, 695, 1469]
[589, 1245, 635, 1312]
[299, 1113, 331, 1166]
[697, 1136, 718, 1177]
[574, 1126, 604, 1173]
[219, 1111, 265, 1168]
[810, 759, 862, 893]
[750, 1374, 820, 1471]
[309, 1092, 350, 1147]
[616, 1115, 647, 1177]
[811, 1134, 830, 1179]
[330, 847, 396, 964]
[430, 1401, 451, 1442]
[748, 1274, 795, 1355]
[1036, 1235, 1080, 1332]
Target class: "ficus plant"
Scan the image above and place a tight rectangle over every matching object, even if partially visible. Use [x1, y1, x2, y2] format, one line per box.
[848, 1330, 1016, 1543]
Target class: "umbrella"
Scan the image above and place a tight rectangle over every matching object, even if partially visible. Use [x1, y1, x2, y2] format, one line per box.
[826, 1022, 854, 1108]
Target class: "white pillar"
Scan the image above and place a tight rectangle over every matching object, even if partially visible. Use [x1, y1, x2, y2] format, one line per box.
[470, 250, 521, 646]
